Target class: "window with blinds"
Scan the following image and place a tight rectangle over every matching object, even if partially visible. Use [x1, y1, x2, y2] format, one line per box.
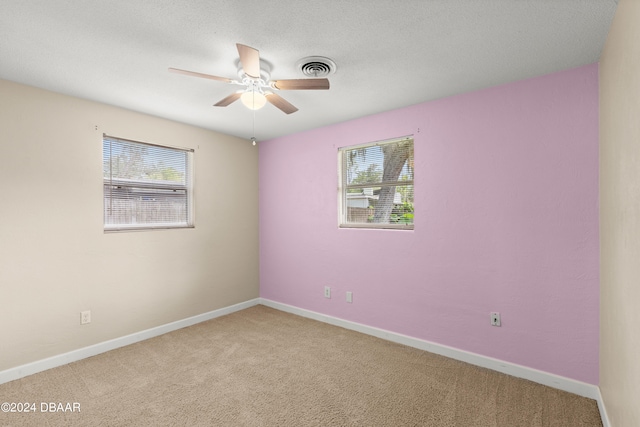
[103, 135, 194, 231]
[338, 136, 414, 229]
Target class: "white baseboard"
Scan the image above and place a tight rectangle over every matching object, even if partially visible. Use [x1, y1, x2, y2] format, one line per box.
[259, 298, 601, 401]
[596, 387, 612, 427]
[0, 298, 260, 385]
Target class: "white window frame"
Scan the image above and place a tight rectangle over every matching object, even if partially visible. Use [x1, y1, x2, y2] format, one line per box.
[338, 136, 414, 230]
[103, 134, 194, 232]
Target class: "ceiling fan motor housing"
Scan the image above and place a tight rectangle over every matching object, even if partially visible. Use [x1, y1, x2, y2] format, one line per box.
[237, 59, 272, 82]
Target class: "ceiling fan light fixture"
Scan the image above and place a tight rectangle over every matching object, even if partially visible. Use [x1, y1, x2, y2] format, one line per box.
[240, 90, 267, 110]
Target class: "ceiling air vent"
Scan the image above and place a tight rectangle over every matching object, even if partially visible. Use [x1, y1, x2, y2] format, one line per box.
[296, 56, 337, 78]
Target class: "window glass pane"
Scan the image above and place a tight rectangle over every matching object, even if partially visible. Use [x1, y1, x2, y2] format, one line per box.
[345, 141, 413, 185]
[345, 185, 414, 225]
[103, 139, 188, 185]
[103, 185, 188, 227]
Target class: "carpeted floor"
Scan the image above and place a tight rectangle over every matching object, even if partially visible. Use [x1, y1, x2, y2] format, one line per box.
[0, 305, 602, 426]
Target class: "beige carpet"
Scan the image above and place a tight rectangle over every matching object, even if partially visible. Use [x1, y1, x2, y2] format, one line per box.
[0, 305, 602, 426]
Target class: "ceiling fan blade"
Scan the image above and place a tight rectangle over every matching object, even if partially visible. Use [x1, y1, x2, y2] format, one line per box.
[270, 78, 330, 90]
[168, 67, 232, 83]
[214, 92, 242, 107]
[265, 92, 298, 114]
[236, 43, 261, 79]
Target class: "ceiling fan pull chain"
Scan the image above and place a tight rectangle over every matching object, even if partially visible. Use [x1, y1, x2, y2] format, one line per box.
[251, 104, 257, 146]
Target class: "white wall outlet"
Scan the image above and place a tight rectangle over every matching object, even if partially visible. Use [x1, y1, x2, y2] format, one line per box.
[490, 312, 501, 327]
[324, 286, 331, 299]
[346, 291, 353, 303]
[80, 310, 91, 325]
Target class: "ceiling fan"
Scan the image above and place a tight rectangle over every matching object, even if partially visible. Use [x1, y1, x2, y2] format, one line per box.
[169, 43, 330, 114]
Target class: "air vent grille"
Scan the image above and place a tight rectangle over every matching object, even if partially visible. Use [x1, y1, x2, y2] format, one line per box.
[297, 56, 337, 77]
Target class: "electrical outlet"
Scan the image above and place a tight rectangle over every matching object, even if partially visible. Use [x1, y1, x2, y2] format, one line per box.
[324, 286, 331, 299]
[80, 310, 91, 325]
[490, 312, 501, 327]
[346, 291, 353, 303]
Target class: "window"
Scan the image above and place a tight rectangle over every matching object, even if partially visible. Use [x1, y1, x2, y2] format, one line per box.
[339, 136, 414, 229]
[103, 134, 194, 231]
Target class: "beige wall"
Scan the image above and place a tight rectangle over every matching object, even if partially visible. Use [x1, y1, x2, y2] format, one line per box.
[0, 79, 259, 371]
[599, 0, 640, 425]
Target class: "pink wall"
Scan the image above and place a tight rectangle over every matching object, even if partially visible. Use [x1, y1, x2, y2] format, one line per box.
[259, 64, 599, 384]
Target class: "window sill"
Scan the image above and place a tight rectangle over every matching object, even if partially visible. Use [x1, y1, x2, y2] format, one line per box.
[104, 224, 194, 233]
[339, 223, 414, 231]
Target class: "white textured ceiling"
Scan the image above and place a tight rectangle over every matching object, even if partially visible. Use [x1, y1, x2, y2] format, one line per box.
[0, 0, 617, 141]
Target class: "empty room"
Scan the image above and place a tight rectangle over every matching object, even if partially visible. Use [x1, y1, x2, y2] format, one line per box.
[0, 1, 637, 426]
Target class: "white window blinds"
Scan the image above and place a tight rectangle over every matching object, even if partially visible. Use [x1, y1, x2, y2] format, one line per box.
[339, 136, 414, 229]
[103, 135, 194, 231]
